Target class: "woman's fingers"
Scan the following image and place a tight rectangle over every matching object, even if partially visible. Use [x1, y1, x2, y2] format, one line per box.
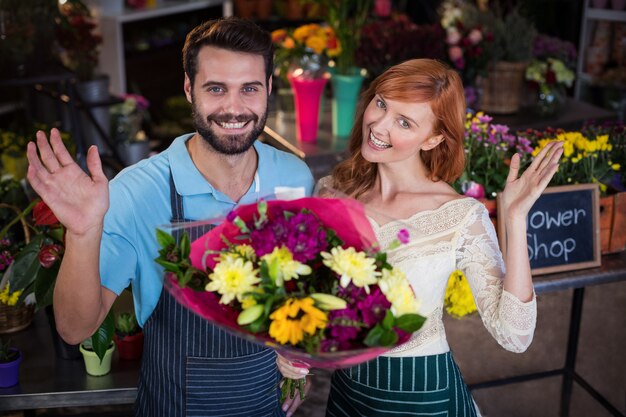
[506, 153, 521, 183]
[276, 355, 309, 379]
[532, 141, 563, 177]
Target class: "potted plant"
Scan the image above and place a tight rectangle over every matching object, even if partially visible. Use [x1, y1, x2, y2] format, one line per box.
[0, 338, 22, 387]
[443, 1, 536, 114]
[110, 94, 151, 166]
[55, 0, 111, 151]
[113, 310, 144, 360]
[79, 311, 115, 376]
[306, 0, 373, 137]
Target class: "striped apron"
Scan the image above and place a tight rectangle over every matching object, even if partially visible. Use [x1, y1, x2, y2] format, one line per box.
[135, 173, 285, 417]
[326, 352, 478, 417]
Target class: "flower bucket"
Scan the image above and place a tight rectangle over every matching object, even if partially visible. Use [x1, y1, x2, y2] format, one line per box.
[478, 61, 527, 114]
[80, 342, 115, 376]
[331, 69, 364, 138]
[0, 349, 22, 388]
[114, 332, 144, 360]
[599, 192, 626, 254]
[288, 74, 328, 143]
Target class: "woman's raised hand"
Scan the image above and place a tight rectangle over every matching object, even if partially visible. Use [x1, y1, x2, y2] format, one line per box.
[26, 129, 110, 236]
[500, 141, 564, 220]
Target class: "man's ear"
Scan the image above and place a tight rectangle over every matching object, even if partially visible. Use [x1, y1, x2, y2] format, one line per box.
[422, 134, 445, 151]
[267, 74, 273, 96]
[183, 73, 192, 103]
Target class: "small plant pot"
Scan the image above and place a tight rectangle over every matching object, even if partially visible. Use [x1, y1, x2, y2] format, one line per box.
[80, 343, 115, 376]
[114, 332, 144, 360]
[0, 349, 22, 387]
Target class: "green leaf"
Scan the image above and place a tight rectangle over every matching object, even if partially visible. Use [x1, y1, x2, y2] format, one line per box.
[91, 311, 115, 364]
[33, 265, 59, 310]
[7, 235, 45, 292]
[154, 259, 181, 273]
[363, 324, 384, 346]
[379, 329, 398, 346]
[179, 232, 190, 260]
[395, 314, 426, 333]
[381, 310, 394, 330]
[156, 228, 175, 249]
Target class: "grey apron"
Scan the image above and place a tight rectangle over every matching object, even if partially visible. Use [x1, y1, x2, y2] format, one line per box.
[135, 173, 285, 416]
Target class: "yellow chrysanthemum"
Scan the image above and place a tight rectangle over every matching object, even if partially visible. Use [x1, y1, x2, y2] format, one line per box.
[444, 270, 477, 318]
[269, 298, 327, 345]
[379, 267, 420, 316]
[206, 255, 260, 305]
[261, 246, 311, 286]
[321, 247, 380, 293]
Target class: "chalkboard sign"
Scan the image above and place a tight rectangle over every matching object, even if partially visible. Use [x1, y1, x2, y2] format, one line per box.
[497, 184, 601, 275]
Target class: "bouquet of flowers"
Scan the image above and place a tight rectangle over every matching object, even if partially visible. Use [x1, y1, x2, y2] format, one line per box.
[271, 23, 340, 84]
[156, 197, 426, 399]
[457, 111, 533, 200]
[519, 127, 621, 194]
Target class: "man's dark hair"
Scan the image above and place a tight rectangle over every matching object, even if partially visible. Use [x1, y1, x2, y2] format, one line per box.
[182, 17, 274, 87]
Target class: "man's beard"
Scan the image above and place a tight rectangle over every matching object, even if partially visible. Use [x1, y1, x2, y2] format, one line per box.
[191, 97, 268, 155]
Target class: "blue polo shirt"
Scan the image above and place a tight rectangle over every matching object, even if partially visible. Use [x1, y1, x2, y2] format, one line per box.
[100, 134, 314, 326]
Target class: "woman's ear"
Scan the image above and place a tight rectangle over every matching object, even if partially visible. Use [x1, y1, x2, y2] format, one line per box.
[422, 134, 445, 151]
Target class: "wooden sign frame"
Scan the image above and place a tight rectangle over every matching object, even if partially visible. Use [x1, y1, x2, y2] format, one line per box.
[496, 184, 601, 276]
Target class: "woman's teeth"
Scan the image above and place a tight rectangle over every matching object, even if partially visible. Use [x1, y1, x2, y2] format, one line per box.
[369, 132, 391, 149]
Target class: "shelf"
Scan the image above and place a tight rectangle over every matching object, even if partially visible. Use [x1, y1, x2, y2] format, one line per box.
[100, 0, 228, 22]
[586, 8, 626, 21]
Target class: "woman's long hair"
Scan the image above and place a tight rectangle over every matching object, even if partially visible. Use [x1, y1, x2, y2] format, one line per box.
[331, 59, 466, 198]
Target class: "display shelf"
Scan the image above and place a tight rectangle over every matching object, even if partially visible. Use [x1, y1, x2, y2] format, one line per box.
[97, 0, 233, 95]
[575, 0, 626, 101]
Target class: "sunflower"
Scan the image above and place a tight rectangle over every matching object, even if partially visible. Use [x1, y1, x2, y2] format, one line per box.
[269, 298, 327, 345]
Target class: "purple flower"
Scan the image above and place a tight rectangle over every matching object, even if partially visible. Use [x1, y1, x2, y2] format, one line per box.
[397, 229, 410, 244]
[283, 212, 328, 262]
[337, 283, 368, 304]
[226, 211, 237, 222]
[328, 308, 360, 342]
[357, 288, 392, 326]
[477, 115, 492, 123]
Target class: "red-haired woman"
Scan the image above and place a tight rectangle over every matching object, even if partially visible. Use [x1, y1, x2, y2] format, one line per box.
[279, 59, 563, 416]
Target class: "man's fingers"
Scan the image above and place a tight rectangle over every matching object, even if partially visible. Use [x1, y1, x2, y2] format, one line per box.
[50, 128, 75, 168]
[86, 145, 106, 182]
[36, 130, 61, 174]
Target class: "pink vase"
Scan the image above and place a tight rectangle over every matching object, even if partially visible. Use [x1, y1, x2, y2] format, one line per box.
[288, 74, 328, 143]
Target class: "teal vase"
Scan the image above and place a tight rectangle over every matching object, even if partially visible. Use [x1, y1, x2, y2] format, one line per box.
[331, 68, 364, 138]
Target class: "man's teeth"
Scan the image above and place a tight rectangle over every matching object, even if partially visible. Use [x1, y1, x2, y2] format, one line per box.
[219, 121, 247, 129]
[370, 132, 391, 149]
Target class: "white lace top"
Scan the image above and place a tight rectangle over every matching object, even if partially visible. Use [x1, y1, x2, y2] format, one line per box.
[371, 197, 537, 357]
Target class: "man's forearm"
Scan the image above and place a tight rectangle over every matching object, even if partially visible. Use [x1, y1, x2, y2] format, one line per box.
[53, 226, 111, 344]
